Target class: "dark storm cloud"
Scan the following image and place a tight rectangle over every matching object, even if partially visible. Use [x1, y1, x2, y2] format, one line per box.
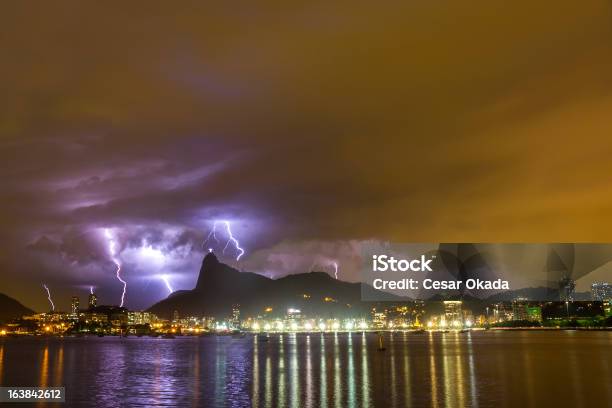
[2, 1, 612, 310]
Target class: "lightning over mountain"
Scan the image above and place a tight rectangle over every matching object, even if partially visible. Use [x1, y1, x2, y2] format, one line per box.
[203, 220, 245, 261]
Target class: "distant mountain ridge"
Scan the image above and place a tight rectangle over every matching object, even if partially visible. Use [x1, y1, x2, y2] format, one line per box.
[0, 293, 35, 323]
[148, 253, 397, 319]
[148, 253, 593, 319]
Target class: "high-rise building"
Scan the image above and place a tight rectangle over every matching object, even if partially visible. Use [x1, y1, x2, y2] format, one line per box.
[231, 304, 241, 328]
[559, 277, 575, 301]
[492, 303, 513, 322]
[512, 297, 529, 321]
[591, 282, 612, 301]
[443, 301, 463, 326]
[88, 292, 97, 309]
[71, 296, 80, 315]
[371, 307, 387, 329]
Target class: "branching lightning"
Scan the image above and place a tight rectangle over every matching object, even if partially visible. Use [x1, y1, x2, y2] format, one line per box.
[104, 228, 127, 307]
[203, 220, 245, 261]
[203, 223, 220, 246]
[43, 284, 55, 312]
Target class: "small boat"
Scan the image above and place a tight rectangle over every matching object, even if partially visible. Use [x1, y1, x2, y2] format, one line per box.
[162, 333, 176, 339]
[412, 329, 426, 334]
[257, 334, 269, 342]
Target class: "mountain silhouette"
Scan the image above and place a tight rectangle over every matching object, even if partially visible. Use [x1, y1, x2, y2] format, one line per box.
[0, 293, 35, 323]
[148, 253, 399, 319]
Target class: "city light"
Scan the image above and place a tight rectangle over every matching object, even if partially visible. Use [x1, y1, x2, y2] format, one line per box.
[263, 323, 271, 331]
[304, 322, 313, 331]
[359, 321, 368, 330]
[345, 321, 354, 330]
[276, 321, 284, 331]
[318, 322, 326, 331]
[332, 321, 340, 331]
[252, 322, 260, 331]
[290, 322, 299, 331]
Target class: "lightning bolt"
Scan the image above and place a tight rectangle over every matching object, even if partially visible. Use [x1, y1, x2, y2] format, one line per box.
[332, 262, 339, 280]
[203, 223, 220, 247]
[221, 221, 245, 260]
[104, 228, 127, 307]
[43, 284, 55, 312]
[161, 275, 173, 294]
[90, 286, 94, 295]
[203, 220, 245, 261]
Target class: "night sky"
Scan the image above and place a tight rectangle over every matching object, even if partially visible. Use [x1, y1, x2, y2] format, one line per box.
[2, 2, 612, 311]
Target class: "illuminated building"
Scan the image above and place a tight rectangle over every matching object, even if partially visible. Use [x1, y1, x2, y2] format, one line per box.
[591, 282, 612, 301]
[83, 312, 108, 323]
[231, 304, 241, 328]
[88, 292, 97, 309]
[128, 311, 155, 325]
[526, 306, 542, 322]
[443, 301, 463, 324]
[201, 316, 215, 330]
[286, 308, 302, 320]
[559, 277, 575, 301]
[512, 298, 529, 321]
[493, 303, 513, 322]
[70, 296, 80, 315]
[510, 298, 542, 322]
[371, 307, 387, 329]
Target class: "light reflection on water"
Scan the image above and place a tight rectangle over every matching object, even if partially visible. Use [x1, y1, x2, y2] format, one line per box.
[0, 331, 610, 407]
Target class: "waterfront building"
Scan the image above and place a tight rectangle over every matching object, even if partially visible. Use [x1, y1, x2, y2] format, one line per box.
[512, 298, 529, 321]
[526, 306, 542, 322]
[559, 277, 576, 301]
[71, 296, 80, 316]
[443, 301, 463, 325]
[371, 307, 387, 329]
[591, 282, 612, 301]
[492, 303, 513, 322]
[231, 304, 241, 328]
[127, 311, 155, 325]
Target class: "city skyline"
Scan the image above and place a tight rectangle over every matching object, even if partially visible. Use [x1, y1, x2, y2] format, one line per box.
[4, 1, 612, 312]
